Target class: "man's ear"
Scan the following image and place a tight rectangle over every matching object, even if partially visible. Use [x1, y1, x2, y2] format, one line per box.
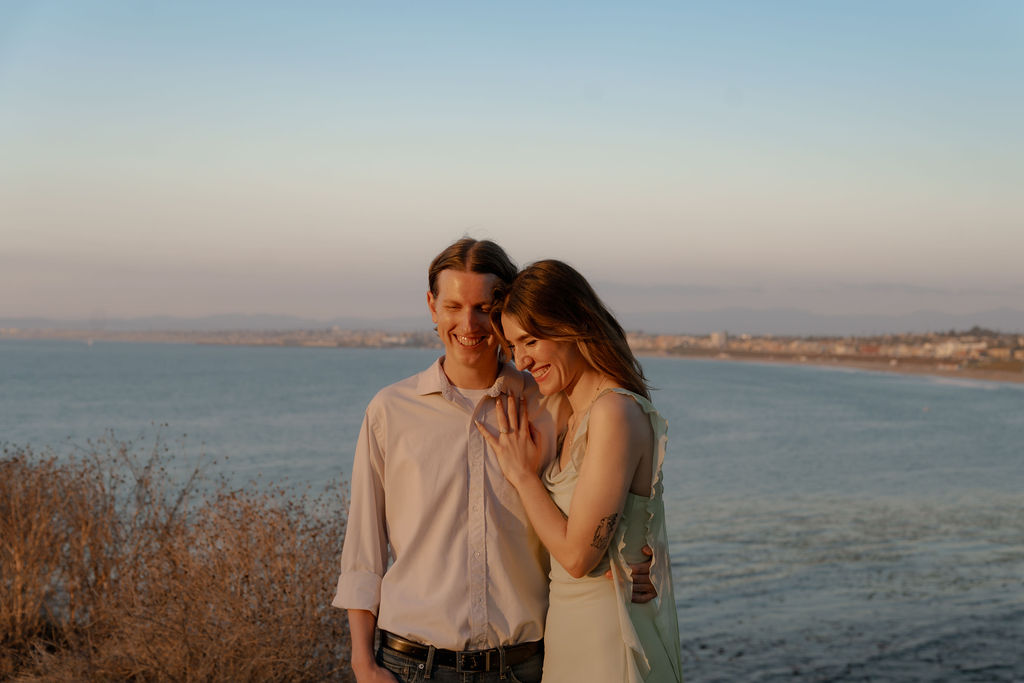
[426, 291, 438, 324]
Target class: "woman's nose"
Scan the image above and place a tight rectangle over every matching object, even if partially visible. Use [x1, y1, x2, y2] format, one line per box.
[516, 352, 532, 370]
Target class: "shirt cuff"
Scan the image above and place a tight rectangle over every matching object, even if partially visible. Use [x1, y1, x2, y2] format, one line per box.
[331, 570, 382, 614]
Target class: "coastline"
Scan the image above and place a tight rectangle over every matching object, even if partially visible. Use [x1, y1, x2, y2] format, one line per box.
[4, 329, 1023, 386]
[644, 350, 1024, 385]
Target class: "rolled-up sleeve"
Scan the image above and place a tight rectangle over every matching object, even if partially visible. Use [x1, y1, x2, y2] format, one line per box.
[332, 408, 388, 613]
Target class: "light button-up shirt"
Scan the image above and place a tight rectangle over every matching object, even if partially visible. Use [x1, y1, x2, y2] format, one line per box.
[332, 358, 564, 651]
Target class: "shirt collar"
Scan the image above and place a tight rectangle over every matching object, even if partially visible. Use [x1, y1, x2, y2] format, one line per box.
[416, 356, 525, 400]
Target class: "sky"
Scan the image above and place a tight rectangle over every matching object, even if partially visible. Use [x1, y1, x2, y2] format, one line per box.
[1, 1, 1022, 331]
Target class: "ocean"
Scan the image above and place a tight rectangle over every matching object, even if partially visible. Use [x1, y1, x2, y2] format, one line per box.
[2, 339, 1022, 682]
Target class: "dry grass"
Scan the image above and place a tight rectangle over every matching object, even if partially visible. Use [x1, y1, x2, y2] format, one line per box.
[0, 433, 351, 681]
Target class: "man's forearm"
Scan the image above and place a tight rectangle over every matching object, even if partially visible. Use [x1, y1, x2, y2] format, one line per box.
[348, 609, 379, 673]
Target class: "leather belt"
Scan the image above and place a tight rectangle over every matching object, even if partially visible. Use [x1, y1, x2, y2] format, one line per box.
[379, 630, 542, 673]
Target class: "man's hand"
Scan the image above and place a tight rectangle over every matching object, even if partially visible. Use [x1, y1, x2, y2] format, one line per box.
[352, 660, 399, 683]
[605, 545, 658, 604]
[348, 610, 398, 682]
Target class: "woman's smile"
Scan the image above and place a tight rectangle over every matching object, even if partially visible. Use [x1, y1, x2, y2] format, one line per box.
[531, 364, 551, 383]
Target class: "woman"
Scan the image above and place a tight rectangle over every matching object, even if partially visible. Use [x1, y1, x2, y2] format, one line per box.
[476, 260, 683, 682]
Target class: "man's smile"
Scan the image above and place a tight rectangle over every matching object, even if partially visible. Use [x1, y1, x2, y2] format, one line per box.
[456, 334, 487, 348]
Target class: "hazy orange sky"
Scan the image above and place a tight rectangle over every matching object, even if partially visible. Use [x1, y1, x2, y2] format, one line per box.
[2, 2, 1022, 323]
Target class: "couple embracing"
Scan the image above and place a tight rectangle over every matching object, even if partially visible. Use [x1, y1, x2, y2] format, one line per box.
[334, 238, 683, 682]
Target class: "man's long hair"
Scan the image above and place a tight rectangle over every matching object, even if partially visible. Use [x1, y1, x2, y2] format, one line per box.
[428, 238, 517, 295]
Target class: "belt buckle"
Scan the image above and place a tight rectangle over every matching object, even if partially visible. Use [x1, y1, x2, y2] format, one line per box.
[456, 649, 490, 673]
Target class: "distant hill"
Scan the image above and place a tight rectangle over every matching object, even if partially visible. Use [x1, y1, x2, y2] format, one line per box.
[0, 314, 431, 333]
[616, 307, 1024, 336]
[3, 307, 1023, 336]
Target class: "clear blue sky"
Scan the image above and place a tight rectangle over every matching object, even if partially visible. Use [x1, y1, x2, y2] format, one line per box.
[1, 1, 1021, 322]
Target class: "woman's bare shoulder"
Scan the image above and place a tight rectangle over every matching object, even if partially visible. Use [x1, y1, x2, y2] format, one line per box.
[589, 389, 649, 433]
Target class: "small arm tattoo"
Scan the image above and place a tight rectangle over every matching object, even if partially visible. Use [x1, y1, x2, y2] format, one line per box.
[590, 513, 619, 550]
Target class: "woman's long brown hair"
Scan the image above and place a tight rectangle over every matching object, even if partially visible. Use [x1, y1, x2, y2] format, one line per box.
[494, 259, 651, 399]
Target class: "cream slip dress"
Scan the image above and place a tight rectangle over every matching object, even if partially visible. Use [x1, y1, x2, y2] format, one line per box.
[540, 388, 683, 682]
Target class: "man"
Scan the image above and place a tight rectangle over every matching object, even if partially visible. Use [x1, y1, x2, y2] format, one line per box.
[334, 238, 654, 682]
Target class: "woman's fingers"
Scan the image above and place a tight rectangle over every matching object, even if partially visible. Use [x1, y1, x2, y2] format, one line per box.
[474, 420, 496, 445]
[484, 394, 536, 458]
[506, 392, 519, 432]
[494, 396, 511, 435]
[495, 393, 526, 435]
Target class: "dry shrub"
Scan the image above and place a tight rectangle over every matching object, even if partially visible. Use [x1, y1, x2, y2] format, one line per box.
[0, 433, 351, 681]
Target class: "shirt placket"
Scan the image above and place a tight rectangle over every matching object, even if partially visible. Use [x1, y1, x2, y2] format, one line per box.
[466, 399, 489, 648]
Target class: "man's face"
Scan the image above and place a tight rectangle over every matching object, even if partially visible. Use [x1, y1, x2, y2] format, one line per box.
[427, 269, 501, 382]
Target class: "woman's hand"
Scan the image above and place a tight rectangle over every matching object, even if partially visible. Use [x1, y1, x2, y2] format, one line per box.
[476, 393, 543, 489]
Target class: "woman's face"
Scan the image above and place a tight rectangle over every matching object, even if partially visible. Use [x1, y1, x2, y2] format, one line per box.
[500, 313, 586, 396]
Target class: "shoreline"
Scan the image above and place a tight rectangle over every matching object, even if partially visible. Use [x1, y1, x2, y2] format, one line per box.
[645, 350, 1024, 385]
[4, 331, 1023, 386]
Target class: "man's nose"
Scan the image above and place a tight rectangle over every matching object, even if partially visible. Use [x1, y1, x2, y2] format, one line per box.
[460, 309, 481, 330]
[467, 308, 492, 330]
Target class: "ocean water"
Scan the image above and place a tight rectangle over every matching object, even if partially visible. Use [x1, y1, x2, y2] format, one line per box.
[2, 339, 1022, 682]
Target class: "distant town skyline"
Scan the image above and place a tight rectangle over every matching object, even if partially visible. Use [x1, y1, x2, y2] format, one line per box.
[2, 2, 1022, 324]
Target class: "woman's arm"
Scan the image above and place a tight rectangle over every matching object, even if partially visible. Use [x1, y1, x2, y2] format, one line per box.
[478, 393, 651, 578]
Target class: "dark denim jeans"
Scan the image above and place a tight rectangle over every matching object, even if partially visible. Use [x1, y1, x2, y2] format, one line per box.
[377, 645, 543, 683]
